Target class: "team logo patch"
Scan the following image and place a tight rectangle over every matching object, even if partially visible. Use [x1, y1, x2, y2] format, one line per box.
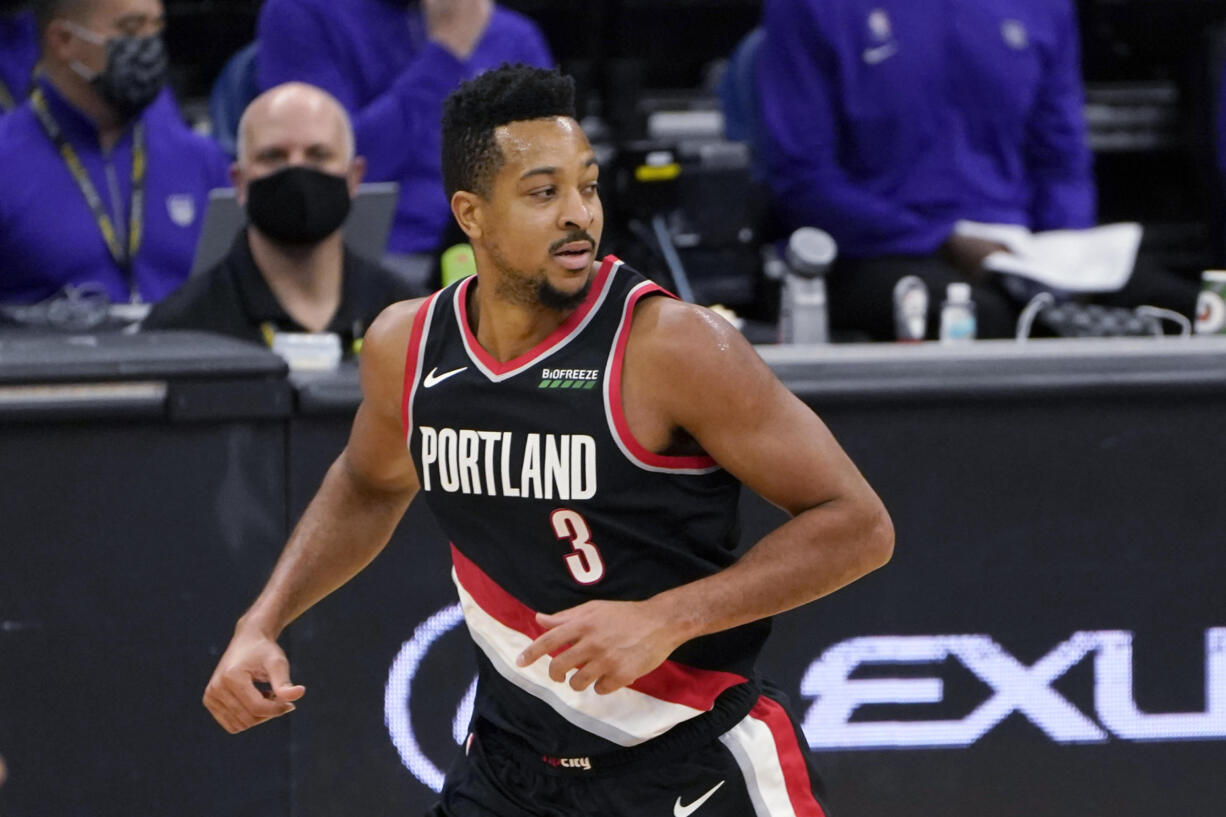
[166, 194, 196, 226]
[539, 367, 600, 390]
[1002, 19, 1029, 50]
[868, 9, 892, 42]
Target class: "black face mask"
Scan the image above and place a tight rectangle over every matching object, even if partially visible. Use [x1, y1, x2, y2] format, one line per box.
[69, 25, 168, 119]
[245, 166, 352, 246]
[95, 35, 167, 118]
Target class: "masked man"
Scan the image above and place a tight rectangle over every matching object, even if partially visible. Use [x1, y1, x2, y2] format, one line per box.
[0, 0, 228, 307]
[143, 82, 415, 355]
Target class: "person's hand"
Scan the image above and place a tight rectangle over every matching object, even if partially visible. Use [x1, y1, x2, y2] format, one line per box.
[424, 0, 493, 60]
[515, 598, 686, 695]
[942, 233, 1010, 279]
[202, 628, 305, 734]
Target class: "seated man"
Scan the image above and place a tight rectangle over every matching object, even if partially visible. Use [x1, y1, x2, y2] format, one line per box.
[0, 0, 228, 307]
[757, 0, 1195, 339]
[0, 3, 37, 114]
[255, 0, 552, 284]
[143, 82, 415, 356]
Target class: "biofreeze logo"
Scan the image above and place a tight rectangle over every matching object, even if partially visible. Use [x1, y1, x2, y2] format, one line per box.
[539, 367, 600, 390]
[801, 629, 1226, 748]
[419, 426, 596, 500]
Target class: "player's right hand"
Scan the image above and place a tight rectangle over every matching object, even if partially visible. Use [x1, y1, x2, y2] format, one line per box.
[202, 630, 306, 734]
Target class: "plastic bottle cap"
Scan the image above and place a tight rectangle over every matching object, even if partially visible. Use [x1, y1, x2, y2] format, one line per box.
[947, 282, 972, 303]
[786, 227, 837, 277]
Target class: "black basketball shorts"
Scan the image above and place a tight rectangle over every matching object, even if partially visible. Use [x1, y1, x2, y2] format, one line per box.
[425, 692, 832, 817]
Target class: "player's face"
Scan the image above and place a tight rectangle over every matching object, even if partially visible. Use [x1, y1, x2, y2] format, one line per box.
[481, 117, 603, 310]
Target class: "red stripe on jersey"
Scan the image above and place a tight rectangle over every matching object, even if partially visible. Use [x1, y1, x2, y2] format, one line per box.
[607, 284, 719, 471]
[751, 697, 827, 817]
[450, 544, 746, 711]
[455, 256, 618, 376]
[401, 293, 438, 441]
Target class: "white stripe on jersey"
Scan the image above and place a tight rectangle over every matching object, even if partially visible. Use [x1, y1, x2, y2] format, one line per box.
[452, 568, 710, 746]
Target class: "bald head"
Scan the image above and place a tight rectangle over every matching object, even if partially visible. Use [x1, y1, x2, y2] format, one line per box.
[236, 82, 356, 169]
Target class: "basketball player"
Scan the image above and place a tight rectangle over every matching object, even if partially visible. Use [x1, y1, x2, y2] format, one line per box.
[203, 64, 894, 816]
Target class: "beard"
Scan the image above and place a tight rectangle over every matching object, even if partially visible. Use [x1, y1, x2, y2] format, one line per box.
[489, 242, 594, 312]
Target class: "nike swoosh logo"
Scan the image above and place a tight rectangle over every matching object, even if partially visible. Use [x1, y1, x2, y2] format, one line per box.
[422, 366, 468, 388]
[674, 780, 725, 817]
[862, 42, 898, 65]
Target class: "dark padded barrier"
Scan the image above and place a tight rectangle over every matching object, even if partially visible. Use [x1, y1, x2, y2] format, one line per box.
[4, 334, 1226, 816]
[0, 332, 293, 817]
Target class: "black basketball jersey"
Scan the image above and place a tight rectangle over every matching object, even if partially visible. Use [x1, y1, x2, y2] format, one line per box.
[402, 256, 770, 755]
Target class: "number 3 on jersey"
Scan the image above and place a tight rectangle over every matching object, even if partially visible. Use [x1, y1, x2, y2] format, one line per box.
[551, 509, 605, 584]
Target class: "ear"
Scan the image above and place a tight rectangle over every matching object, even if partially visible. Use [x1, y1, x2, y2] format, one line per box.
[450, 190, 484, 241]
[347, 156, 367, 196]
[45, 19, 79, 65]
[230, 162, 246, 206]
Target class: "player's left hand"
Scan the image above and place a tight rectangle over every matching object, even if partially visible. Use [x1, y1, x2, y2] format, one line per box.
[516, 599, 684, 695]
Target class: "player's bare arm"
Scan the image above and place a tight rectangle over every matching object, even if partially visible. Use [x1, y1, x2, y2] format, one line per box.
[519, 296, 894, 694]
[203, 300, 424, 734]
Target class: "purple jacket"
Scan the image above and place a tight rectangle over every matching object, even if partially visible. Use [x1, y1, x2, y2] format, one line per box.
[0, 78, 230, 304]
[257, 0, 553, 253]
[758, 0, 1095, 258]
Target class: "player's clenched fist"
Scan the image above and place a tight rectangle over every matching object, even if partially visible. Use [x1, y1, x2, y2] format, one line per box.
[202, 629, 306, 734]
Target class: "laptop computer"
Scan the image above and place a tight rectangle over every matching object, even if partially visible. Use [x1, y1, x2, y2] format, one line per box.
[190, 181, 399, 276]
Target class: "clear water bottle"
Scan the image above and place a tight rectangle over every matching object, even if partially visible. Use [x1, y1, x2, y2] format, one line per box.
[779, 227, 836, 344]
[939, 282, 977, 344]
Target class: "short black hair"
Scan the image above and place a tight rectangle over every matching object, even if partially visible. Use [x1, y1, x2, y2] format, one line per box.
[441, 63, 576, 200]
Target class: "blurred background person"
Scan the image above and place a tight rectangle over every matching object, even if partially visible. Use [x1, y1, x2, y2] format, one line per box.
[143, 82, 414, 355]
[0, 1, 37, 114]
[254, 0, 553, 291]
[0, 0, 228, 309]
[757, 0, 1196, 340]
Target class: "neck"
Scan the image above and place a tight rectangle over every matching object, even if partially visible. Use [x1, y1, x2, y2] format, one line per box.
[468, 277, 575, 363]
[42, 62, 125, 149]
[248, 229, 345, 333]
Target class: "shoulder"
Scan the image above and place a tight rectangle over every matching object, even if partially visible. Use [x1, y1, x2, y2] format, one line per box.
[622, 296, 787, 442]
[142, 266, 235, 330]
[625, 295, 772, 396]
[345, 251, 420, 301]
[627, 295, 751, 364]
[360, 296, 431, 378]
[0, 105, 42, 156]
[355, 296, 434, 417]
[145, 102, 231, 179]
